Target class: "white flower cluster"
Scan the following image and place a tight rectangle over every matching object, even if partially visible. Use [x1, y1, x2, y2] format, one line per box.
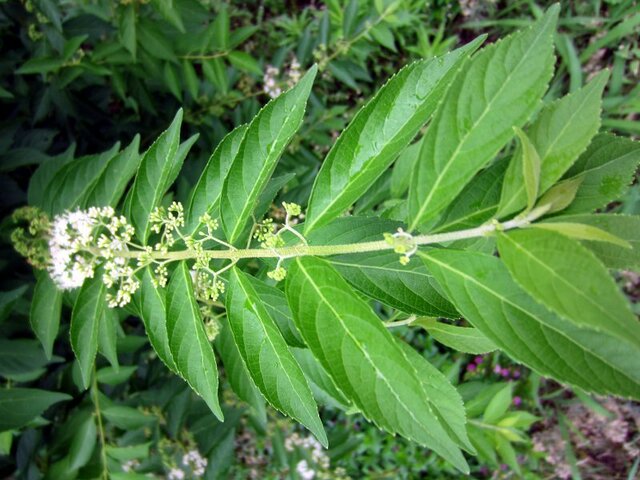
[263, 65, 282, 98]
[263, 57, 302, 98]
[182, 448, 208, 476]
[48, 206, 141, 307]
[297, 460, 316, 480]
[285, 432, 330, 475]
[168, 468, 185, 480]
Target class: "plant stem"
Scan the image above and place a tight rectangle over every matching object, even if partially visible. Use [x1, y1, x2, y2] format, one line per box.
[111, 209, 543, 263]
[92, 370, 109, 480]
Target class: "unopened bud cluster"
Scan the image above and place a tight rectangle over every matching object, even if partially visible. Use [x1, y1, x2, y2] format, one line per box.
[383, 228, 417, 265]
[253, 202, 306, 282]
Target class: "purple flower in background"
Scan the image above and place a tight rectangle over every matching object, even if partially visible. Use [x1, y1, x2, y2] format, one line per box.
[494, 364, 502, 374]
[501, 368, 510, 378]
[513, 396, 522, 406]
[466, 363, 477, 372]
[474, 355, 484, 364]
[513, 369, 521, 379]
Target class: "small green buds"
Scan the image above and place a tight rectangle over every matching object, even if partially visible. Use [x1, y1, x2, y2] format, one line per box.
[384, 228, 417, 265]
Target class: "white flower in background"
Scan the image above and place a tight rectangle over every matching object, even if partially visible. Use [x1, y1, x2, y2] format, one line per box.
[168, 467, 185, 480]
[263, 65, 282, 98]
[182, 448, 208, 477]
[296, 460, 316, 480]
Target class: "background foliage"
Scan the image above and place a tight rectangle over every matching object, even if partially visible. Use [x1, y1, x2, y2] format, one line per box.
[1, 0, 639, 479]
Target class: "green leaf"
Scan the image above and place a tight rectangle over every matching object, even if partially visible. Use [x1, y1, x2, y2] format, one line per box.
[497, 229, 640, 348]
[0, 388, 71, 432]
[96, 366, 137, 386]
[28, 144, 76, 207]
[244, 275, 305, 347]
[202, 58, 228, 94]
[561, 133, 640, 214]
[536, 176, 583, 213]
[182, 61, 199, 99]
[43, 143, 120, 215]
[103, 406, 156, 429]
[30, 272, 62, 360]
[136, 268, 177, 373]
[0, 339, 50, 377]
[70, 275, 106, 389]
[68, 415, 96, 470]
[106, 443, 151, 462]
[119, 4, 136, 59]
[150, 0, 185, 33]
[433, 159, 508, 233]
[547, 214, 640, 270]
[483, 384, 512, 424]
[395, 340, 474, 453]
[228, 51, 262, 76]
[329, 251, 458, 318]
[531, 222, 631, 248]
[211, 4, 230, 50]
[408, 6, 558, 230]
[214, 317, 266, 422]
[421, 249, 640, 399]
[498, 71, 608, 217]
[124, 109, 184, 243]
[98, 308, 119, 369]
[290, 347, 353, 410]
[185, 125, 248, 233]
[304, 38, 484, 234]
[515, 127, 541, 211]
[164, 62, 182, 100]
[166, 262, 223, 420]
[83, 136, 141, 208]
[415, 317, 497, 354]
[227, 268, 326, 446]
[221, 66, 317, 244]
[390, 140, 421, 198]
[286, 257, 468, 472]
[137, 20, 175, 61]
[16, 57, 64, 75]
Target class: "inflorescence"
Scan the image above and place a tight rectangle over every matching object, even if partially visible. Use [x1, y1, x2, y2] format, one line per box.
[11, 201, 416, 330]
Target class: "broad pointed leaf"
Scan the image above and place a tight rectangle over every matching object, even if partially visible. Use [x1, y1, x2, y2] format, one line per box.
[166, 262, 223, 419]
[124, 110, 184, 242]
[304, 38, 484, 234]
[70, 275, 106, 389]
[0, 388, 71, 432]
[214, 318, 266, 423]
[421, 249, 640, 399]
[496, 229, 640, 348]
[185, 125, 248, 233]
[286, 257, 468, 472]
[220, 66, 317, 244]
[82, 135, 141, 208]
[415, 318, 497, 354]
[499, 71, 608, 216]
[547, 214, 640, 270]
[562, 133, 640, 214]
[408, 6, 558, 230]
[136, 268, 177, 373]
[30, 272, 62, 360]
[329, 251, 458, 318]
[43, 143, 120, 215]
[227, 268, 327, 446]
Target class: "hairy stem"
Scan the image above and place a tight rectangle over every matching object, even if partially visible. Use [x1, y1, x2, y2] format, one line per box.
[111, 209, 544, 263]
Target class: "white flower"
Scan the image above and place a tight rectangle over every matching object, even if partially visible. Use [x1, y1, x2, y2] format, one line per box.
[168, 468, 185, 480]
[296, 460, 315, 480]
